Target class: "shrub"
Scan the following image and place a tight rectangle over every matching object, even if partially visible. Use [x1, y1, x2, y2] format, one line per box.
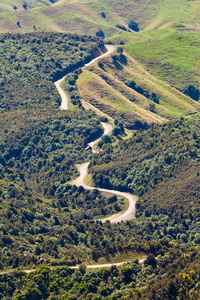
[96, 29, 105, 39]
[184, 85, 199, 101]
[116, 24, 127, 31]
[128, 20, 139, 32]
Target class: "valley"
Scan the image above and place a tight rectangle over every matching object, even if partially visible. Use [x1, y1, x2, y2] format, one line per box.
[0, 0, 200, 299]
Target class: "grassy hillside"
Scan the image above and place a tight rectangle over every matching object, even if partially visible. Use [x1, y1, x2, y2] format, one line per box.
[0, 0, 200, 35]
[76, 29, 200, 128]
[0, 0, 58, 13]
[126, 26, 200, 93]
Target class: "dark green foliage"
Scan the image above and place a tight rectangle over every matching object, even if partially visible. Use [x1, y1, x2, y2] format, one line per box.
[63, 69, 82, 106]
[1, 249, 200, 299]
[128, 20, 139, 32]
[90, 118, 200, 244]
[125, 80, 152, 99]
[111, 52, 127, 65]
[144, 253, 157, 268]
[112, 126, 121, 136]
[184, 85, 199, 101]
[151, 92, 159, 104]
[96, 29, 105, 39]
[0, 32, 105, 112]
[116, 24, 127, 31]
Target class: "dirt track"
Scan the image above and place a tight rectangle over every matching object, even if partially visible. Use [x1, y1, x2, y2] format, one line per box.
[71, 162, 137, 223]
[55, 44, 137, 224]
[0, 44, 140, 274]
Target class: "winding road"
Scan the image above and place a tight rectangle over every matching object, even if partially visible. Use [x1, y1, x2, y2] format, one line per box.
[55, 44, 138, 224]
[21, 259, 145, 274]
[0, 44, 141, 276]
[87, 122, 113, 153]
[55, 45, 116, 111]
[0, 258, 145, 275]
[71, 162, 137, 223]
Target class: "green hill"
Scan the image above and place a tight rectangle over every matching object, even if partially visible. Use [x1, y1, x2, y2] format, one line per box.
[2, 0, 196, 126]
[0, 1, 200, 299]
[0, 0, 58, 13]
[126, 26, 200, 93]
[0, 0, 199, 35]
[76, 26, 200, 128]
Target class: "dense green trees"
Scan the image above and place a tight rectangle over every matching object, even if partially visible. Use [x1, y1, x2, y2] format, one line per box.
[0, 249, 200, 299]
[128, 21, 140, 32]
[0, 32, 105, 112]
[90, 118, 200, 245]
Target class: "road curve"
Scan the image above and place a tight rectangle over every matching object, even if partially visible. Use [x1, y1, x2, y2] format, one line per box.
[83, 45, 116, 69]
[88, 122, 113, 153]
[71, 258, 145, 269]
[0, 44, 140, 274]
[55, 77, 69, 110]
[54, 45, 116, 111]
[55, 42, 137, 223]
[71, 162, 137, 223]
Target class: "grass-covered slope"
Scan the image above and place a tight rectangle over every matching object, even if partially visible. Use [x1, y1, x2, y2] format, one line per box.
[126, 27, 200, 94]
[0, 0, 58, 13]
[0, 0, 200, 35]
[76, 31, 200, 128]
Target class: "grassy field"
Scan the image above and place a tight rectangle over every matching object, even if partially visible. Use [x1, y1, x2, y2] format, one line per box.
[0, 0, 200, 35]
